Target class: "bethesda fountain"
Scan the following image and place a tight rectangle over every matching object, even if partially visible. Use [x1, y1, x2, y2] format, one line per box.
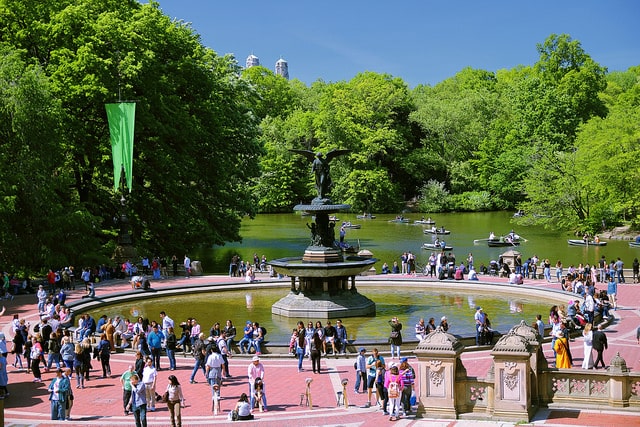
[269, 149, 377, 318]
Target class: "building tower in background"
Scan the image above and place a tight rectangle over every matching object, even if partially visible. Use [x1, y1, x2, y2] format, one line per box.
[275, 57, 289, 79]
[246, 54, 260, 69]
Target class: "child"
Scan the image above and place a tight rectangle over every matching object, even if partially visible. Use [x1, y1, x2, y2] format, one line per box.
[288, 329, 298, 355]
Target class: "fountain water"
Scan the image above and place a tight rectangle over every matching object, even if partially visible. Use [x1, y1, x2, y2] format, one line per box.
[270, 150, 377, 318]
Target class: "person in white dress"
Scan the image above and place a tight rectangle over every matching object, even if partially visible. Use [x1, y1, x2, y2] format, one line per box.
[581, 323, 594, 369]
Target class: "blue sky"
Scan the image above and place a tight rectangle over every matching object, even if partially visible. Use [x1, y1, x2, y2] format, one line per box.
[153, 0, 639, 87]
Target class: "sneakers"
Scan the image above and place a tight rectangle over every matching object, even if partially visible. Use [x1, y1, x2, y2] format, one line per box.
[190, 380, 197, 384]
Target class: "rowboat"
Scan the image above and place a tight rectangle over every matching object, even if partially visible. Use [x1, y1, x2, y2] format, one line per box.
[389, 217, 410, 223]
[414, 219, 435, 225]
[567, 239, 607, 247]
[487, 239, 520, 247]
[424, 228, 450, 235]
[421, 243, 453, 251]
[356, 214, 376, 219]
[629, 242, 640, 248]
[342, 222, 361, 229]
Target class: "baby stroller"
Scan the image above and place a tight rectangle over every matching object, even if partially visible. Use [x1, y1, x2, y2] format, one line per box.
[488, 261, 499, 276]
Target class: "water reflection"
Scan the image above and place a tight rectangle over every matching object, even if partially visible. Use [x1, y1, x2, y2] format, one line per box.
[87, 286, 550, 343]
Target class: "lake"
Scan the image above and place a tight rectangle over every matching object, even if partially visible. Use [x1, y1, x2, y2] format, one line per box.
[195, 211, 639, 275]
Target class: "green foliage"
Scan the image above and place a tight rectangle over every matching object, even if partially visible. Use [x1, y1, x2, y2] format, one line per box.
[417, 180, 449, 213]
[447, 191, 500, 212]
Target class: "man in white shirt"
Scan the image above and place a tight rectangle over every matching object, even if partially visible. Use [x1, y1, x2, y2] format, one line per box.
[159, 311, 174, 331]
[247, 355, 267, 411]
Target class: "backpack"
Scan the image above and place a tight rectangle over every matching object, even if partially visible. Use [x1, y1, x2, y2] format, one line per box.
[260, 327, 267, 337]
[388, 375, 400, 398]
[99, 341, 110, 357]
[49, 339, 60, 354]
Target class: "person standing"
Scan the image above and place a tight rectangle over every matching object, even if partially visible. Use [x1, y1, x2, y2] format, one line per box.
[165, 375, 185, 427]
[294, 321, 306, 372]
[171, 255, 179, 277]
[120, 365, 135, 416]
[607, 276, 618, 311]
[592, 324, 608, 369]
[309, 329, 322, 374]
[581, 323, 594, 369]
[205, 345, 224, 405]
[365, 348, 384, 407]
[63, 367, 73, 421]
[354, 347, 367, 394]
[142, 357, 158, 412]
[97, 333, 112, 377]
[388, 317, 403, 359]
[183, 255, 191, 278]
[248, 355, 267, 411]
[534, 314, 545, 338]
[127, 374, 147, 427]
[474, 307, 486, 346]
[553, 331, 572, 369]
[147, 324, 164, 370]
[615, 257, 625, 283]
[384, 363, 405, 421]
[0, 351, 9, 397]
[165, 327, 177, 371]
[399, 357, 415, 415]
[48, 368, 70, 420]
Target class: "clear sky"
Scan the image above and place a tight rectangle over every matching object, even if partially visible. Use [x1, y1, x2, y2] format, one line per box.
[153, 0, 639, 87]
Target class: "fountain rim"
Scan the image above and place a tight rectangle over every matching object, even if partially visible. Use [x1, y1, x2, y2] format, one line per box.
[66, 276, 572, 345]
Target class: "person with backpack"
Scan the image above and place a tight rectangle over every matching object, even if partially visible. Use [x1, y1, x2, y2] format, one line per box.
[97, 333, 112, 377]
[47, 331, 62, 370]
[384, 363, 405, 421]
[189, 333, 207, 384]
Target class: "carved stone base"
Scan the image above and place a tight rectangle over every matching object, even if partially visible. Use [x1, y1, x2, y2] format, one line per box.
[112, 244, 138, 267]
[302, 247, 342, 263]
[271, 290, 375, 319]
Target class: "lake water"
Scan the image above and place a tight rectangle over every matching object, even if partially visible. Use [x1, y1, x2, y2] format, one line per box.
[195, 211, 639, 275]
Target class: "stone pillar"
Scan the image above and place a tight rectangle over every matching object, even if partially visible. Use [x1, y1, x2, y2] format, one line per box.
[508, 320, 545, 407]
[290, 276, 297, 293]
[490, 331, 533, 422]
[608, 352, 630, 408]
[414, 330, 465, 419]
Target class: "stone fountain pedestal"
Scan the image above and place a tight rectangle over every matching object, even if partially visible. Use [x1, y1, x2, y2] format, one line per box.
[269, 201, 377, 319]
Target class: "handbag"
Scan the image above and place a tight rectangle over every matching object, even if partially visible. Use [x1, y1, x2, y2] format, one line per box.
[163, 391, 170, 403]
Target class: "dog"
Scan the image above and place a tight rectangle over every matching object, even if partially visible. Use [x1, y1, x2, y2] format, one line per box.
[212, 383, 221, 415]
[253, 377, 264, 412]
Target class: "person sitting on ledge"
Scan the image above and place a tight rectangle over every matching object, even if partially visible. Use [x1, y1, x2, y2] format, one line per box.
[81, 281, 95, 299]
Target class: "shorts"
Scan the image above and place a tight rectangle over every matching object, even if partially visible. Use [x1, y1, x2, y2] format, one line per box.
[367, 375, 376, 389]
[325, 337, 335, 343]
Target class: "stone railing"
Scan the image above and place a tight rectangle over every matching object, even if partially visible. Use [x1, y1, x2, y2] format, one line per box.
[414, 320, 640, 422]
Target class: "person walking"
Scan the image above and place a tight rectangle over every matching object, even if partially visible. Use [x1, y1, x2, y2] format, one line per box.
[147, 324, 164, 371]
[354, 347, 367, 394]
[97, 333, 112, 377]
[384, 363, 404, 421]
[189, 333, 207, 383]
[127, 374, 147, 427]
[48, 368, 70, 420]
[581, 323, 594, 369]
[592, 324, 608, 369]
[165, 326, 177, 371]
[309, 329, 322, 374]
[141, 357, 158, 412]
[183, 254, 191, 278]
[63, 367, 74, 421]
[165, 374, 185, 427]
[120, 365, 135, 415]
[205, 344, 224, 406]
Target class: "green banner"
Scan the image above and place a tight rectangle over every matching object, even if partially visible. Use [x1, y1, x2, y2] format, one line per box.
[106, 102, 136, 192]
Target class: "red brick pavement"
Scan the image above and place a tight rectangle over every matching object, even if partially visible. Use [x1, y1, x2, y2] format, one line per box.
[2, 274, 640, 426]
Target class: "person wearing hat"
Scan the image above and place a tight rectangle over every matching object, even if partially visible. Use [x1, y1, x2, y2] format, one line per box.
[439, 316, 449, 332]
[247, 355, 267, 411]
[354, 347, 367, 394]
[238, 321, 254, 355]
[553, 330, 572, 368]
[474, 307, 485, 345]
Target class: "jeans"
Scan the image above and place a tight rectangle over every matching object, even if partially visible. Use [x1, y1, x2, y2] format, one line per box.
[390, 343, 400, 359]
[47, 353, 61, 369]
[296, 347, 305, 370]
[51, 399, 65, 420]
[249, 381, 267, 409]
[238, 337, 252, 354]
[166, 348, 176, 370]
[133, 403, 147, 427]
[354, 370, 367, 392]
[190, 358, 206, 382]
[251, 337, 264, 354]
[150, 347, 161, 369]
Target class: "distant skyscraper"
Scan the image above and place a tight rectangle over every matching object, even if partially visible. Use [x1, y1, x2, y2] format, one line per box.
[275, 57, 289, 79]
[246, 54, 259, 68]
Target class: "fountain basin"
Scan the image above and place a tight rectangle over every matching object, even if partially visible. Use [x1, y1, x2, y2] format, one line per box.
[269, 256, 376, 277]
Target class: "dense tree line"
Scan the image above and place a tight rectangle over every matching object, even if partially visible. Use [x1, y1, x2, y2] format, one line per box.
[0, 0, 638, 274]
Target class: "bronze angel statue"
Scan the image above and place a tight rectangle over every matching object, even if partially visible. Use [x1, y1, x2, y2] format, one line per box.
[290, 149, 350, 200]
